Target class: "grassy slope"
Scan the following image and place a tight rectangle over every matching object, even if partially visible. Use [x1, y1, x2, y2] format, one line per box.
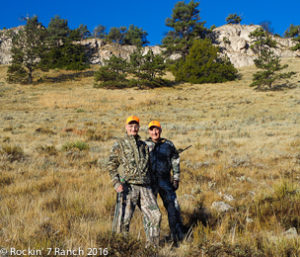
[0, 58, 300, 256]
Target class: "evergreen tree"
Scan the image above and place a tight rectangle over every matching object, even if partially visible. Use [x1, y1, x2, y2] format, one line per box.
[106, 27, 127, 44]
[94, 49, 168, 89]
[284, 24, 300, 51]
[249, 27, 277, 53]
[94, 55, 128, 88]
[171, 39, 238, 83]
[250, 27, 296, 90]
[226, 14, 242, 24]
[106, 25, 149, 46]
[123, 25, 149, 46]
[76, 24, 91, 40]
[40, 16, 89, 71]
[129, 48, 166, 87]
[250, 49, 296, 90]
[162, 0, 207, 58]
[93, 25, 106, 39]
[104, 55, 128, 73]
[47, 16, 70, 47]
[7, 16, 46, 84]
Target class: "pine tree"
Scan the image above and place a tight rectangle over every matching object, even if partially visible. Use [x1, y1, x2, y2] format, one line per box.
[40, 16, 89, 71]
[250, 28, 296, 90]
[249, 27, 277, 53]
[123, 25, 149, 46]
[226, 14, 242, 24]
[171, 39, 238, 83]
[94, 49, 168, 89]
[93, 25, 106, 39]
[76, 24, 91, 40]
[284, 24, 300, 51]
[162, 0, 207, 58]
[7, 16, 46, 84]
[250, 49, 295, 90]
[106, 27, 127, 44]
[94, 55, 128, 88]
[129, 48, 166, 87]
[106, 25, 149, 46]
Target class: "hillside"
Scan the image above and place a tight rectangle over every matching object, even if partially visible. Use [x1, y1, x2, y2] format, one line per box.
[0, 59, 300, 256]
[1, 24, 299, 68]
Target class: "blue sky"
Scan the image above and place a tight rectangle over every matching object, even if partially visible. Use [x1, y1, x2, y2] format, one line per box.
[1, 0, 299, 45]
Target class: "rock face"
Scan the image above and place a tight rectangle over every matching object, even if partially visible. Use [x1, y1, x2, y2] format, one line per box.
[79, 38, 136, 65]
[79, 38, 163, 65]
[0, 27, 23, 64]
[212, 24, 299, 67]
[0, 24, 299, 68]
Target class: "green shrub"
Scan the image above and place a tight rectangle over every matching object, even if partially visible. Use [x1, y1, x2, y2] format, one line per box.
[62, 141, 89, 151]
[94, 66, 126, 82]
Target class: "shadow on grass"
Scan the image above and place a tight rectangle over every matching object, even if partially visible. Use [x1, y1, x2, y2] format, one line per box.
[255, 82, 299, 91]
[37, 70, 95, 83]
[94, 78, 181, 90]
[180, 202, 211, 243]
[184, 202, 210, 228]
[96, 232, 159, 257]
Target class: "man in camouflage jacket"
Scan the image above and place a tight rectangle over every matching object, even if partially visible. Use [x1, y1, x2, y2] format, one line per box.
[107, 116, 161, 247]
[145, 120, 184, 244]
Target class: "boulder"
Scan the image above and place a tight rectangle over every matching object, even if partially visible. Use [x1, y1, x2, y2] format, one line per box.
[211, 201, 233, 213]
[283, 227, 298, 238]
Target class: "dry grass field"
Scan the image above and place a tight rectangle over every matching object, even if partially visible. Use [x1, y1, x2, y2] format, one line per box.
[0, 58, 300, 256]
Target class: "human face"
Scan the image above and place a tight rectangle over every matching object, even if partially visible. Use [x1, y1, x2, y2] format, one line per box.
[125, 122, 139, 136]
[149, 126, 161, 142]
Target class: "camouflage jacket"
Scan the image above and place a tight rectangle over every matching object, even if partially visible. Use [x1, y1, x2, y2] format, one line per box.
[145, 138, 180, 182]
[107, 134, 151, 189]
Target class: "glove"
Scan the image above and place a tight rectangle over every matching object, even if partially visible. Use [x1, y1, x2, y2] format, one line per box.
[172, 180, 179, 191]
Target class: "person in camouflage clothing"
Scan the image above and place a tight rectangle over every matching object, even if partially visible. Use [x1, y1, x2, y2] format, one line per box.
[107, 115, 161, 247]
[145, 120, 184, 245]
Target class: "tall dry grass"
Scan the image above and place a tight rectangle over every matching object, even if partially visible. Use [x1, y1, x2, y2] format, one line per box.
[0, 58, 300, 256]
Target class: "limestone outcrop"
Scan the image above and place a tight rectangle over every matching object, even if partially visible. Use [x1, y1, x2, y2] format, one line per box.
[0, 27, 23, 64]
[212, 24, 299, 67]
[1, 24, 299, 68]
[79, 38, 164, 65]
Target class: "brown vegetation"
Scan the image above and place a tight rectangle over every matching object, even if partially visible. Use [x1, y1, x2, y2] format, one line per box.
[0, 58, 299, 256]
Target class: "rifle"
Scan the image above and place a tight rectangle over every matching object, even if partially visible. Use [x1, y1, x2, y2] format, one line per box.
[177, 145, 192, 154]
[112, 179, 127, 233]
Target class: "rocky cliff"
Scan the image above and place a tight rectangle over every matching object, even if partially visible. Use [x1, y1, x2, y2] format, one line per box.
[0, 27, 21, 64]
[0, 24, 299, 68]
[212, 24, 299, 67]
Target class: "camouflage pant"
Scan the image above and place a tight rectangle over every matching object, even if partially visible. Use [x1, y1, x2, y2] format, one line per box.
[112, 184, 161, 246]
[154, 179, 184, 242]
